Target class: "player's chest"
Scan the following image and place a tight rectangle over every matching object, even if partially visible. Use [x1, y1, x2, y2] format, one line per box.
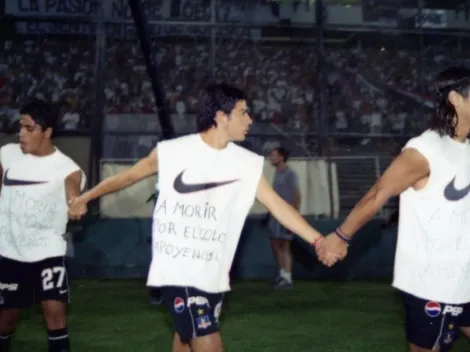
[2, 160, 64, 196]
[164, 163, 249, 208]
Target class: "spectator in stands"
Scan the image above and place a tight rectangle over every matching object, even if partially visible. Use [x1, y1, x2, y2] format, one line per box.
[0, 30, 456, 148]
[267, 146, 300, 290]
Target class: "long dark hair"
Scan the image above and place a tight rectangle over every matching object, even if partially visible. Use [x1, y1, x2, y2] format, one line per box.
[430, 66, 470, 137]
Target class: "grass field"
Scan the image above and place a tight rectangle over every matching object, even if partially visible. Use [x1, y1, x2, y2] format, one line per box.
[9, 280, 469, 351]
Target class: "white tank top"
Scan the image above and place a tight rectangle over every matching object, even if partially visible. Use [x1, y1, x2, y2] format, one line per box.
[147, 134, 264, 293]
[0, 144, 86, 262]
[393, 130, 470, 304]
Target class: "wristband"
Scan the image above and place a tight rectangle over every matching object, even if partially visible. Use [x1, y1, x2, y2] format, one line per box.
[334, 227, 352, 244]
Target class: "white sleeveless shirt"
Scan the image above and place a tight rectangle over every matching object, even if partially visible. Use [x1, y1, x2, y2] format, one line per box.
[393, 130, 470, 304]
[0, 144, 86, 262]
[146, 134, 264, 293]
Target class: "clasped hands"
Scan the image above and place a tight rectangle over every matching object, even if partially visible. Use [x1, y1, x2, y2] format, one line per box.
[315, 232, 350, 267]
[66, 196, 349, 267]
[67, 196, 88, 220]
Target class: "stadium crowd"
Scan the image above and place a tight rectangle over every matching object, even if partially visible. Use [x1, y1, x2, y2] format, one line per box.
[0, 35, 462, 140]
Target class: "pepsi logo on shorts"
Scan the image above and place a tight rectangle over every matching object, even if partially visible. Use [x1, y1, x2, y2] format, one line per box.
[174, 297, 185, 313]
[424, 301, 442, 318]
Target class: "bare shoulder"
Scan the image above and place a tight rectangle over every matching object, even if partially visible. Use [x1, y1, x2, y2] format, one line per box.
[127, 147, 159, 181]
[401, 129, 441, 160]
[134, 135, 198, 179]
[375, 146, 430, 196]
[146, 148, 158, 164]
[394, 147, 429, 168]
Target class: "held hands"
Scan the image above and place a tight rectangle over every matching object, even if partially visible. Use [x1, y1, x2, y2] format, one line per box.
[315, 231, 349, 267]
[68, 196, 88, 220]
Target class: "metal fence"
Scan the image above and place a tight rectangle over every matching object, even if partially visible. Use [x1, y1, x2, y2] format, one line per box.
[1, 0, 470, 216]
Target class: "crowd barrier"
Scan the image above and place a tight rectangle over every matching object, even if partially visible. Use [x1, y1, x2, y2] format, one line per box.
[99, 158, 340, 218]
[67, 218, 398, 281]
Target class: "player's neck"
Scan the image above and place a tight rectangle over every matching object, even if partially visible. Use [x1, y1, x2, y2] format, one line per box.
[31, 143, 56, 157]
[199, 130, 229, 150]
[454, 119, 470, 143]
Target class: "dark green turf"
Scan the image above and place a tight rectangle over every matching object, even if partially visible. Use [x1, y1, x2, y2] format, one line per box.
[9, 280, 469, 351]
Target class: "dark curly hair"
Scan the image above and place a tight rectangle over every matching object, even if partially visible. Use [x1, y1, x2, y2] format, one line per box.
[430, 66, 470, 137]
[197, 84, 247, 132]
[20, 98, 58, 137]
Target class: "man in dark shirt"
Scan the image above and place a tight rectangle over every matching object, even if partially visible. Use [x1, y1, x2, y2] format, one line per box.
[267, 147, 300, 290]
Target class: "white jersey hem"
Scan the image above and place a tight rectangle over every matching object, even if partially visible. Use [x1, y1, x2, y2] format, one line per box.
[392, 282, 470, 305]
[0, 250, 67, 263]
[146, 279, 231, 294]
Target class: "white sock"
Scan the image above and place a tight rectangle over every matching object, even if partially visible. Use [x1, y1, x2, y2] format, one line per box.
[279, 269, 286, 277]
[281, 271, 292, 282]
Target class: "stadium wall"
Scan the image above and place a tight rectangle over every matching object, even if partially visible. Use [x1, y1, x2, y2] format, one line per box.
[67, 218, 398, 281]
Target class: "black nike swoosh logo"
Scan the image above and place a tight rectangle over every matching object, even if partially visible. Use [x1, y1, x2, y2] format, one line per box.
[173, 170, 239, 194]
[3, 170, 47, 187]
[444, 176, 470, 201]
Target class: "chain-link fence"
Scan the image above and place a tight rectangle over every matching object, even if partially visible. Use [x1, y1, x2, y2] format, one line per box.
[1, 0, 470, 219]
[2, 0, 469, 278]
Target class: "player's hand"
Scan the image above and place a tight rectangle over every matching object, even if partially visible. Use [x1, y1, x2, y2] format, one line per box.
[315, 233, 349, 267]
[68, 196, 88, 220]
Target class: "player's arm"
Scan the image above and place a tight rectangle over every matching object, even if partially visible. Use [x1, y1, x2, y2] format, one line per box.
[338, 148, 429, 237]
[256, 175, 322, 244]
[64, 170, 83, 203]
[80, 148, 158, 204]
[315, 148, 431, 266]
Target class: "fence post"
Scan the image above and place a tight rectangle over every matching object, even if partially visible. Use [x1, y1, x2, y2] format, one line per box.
[210, 0, 216, 77]
[315, 0, 334, 219]
[127, 0, 174, 140]
[89, 0, 107, 217]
